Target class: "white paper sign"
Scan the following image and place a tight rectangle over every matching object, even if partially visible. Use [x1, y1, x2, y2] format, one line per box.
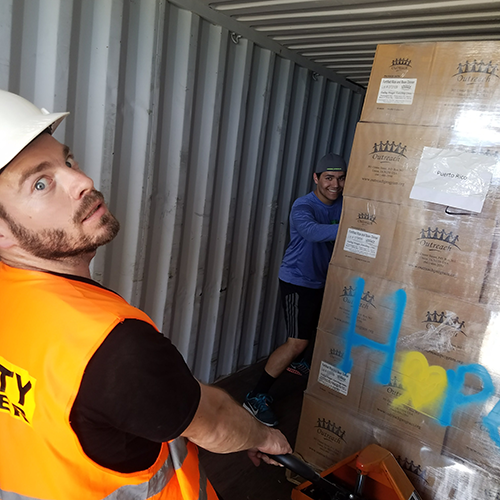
[377, 78, 417, 105]
[318, 361, 351, 396]
[409, 147, 496, 213]
[344, 228, 380, 258]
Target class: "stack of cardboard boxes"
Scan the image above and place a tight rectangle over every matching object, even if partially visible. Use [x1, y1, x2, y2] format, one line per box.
[294, 42, 500, 499]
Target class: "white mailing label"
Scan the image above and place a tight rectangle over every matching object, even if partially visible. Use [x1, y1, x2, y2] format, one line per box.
[344, 228, 380, 258]
[377, 78, 417, 105]
[319, 361, 351, 396]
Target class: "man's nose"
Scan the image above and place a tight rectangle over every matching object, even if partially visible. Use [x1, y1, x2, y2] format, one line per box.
[64, 169, 95, 199]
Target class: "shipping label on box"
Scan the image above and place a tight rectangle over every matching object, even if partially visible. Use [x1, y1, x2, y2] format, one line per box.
[344, 123, 441, 204]
[331, 197, 399, 277]
[409, 147, 496, 213]
[386, 205, 495, 301]
[307, 327, 367, 409]
[294, 392, 365, 471]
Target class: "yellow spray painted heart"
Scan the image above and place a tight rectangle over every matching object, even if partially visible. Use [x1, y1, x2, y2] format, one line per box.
[393, 351, 448, 417]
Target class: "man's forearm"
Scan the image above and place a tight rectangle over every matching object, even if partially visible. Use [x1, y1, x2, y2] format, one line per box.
[181, 383, 290, 456]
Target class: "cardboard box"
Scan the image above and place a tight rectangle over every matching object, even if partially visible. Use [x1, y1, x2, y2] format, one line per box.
[369, 428, 447, 500]
[360, 42, 435, 125]
[397, 285, 492, 369]
[319, 266, 406, 343]
[480, 221, 500, 306]
[361, 41, 500, 127]
[359, 357, 448, 446]
[443, 395, 500, 474]
[331, 196, 399, 277]
[344, 123, 440, 205]
[294, 392, 367, 471]
[386, 205, 495, 301]
[307, 327, 367, 409]
[344, 122, 500, 217]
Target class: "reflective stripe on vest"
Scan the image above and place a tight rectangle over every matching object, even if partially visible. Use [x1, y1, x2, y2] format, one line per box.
[0, 438, 210, 500]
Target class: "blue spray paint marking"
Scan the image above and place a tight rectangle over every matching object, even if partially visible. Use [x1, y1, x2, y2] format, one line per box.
[337, 275, 499, 444]
[483, 400, 500, 447]
[438, 364, 495, 427]
[338, 277, 406, 385]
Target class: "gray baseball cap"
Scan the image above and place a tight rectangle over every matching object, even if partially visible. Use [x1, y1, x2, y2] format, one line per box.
[315, 153, 347, 174]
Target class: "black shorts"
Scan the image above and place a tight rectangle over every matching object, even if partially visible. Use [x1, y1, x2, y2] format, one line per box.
[279, 279, 325, 340]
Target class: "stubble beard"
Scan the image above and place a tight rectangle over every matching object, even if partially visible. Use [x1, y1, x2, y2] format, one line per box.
[3, 190, 120, 261]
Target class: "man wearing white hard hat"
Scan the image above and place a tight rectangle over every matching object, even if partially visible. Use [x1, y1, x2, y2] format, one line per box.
[0, 90, 291, 500]
[244, 153, 346, 427]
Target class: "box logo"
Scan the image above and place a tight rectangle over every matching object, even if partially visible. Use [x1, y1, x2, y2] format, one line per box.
[423, 310, 465, 335]
[483, 487, 500, 499]
[315, 417, 346, 443]
[329, 348, 344, 358]
[395, 454, 428, 483]
[453, 59, 499, 84]
[370, 140, 407, 162]
[417, 227, 460, 251]
[391, 57, 412, 70]
[357, 212, 377, 225]
[341, 284, 376, 309]
[386, 375, 404, 398]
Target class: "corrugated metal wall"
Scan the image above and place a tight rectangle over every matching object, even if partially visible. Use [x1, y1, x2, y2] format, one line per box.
[0, 0, 364, 383]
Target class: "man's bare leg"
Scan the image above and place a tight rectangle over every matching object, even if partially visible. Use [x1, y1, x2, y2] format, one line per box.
[264, 338, 308, 378]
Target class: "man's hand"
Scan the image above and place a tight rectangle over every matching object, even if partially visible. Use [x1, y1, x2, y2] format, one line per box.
[246, 426, 292, 466]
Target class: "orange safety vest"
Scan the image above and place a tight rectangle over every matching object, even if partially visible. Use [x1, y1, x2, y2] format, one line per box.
[0, 262, 217, 500]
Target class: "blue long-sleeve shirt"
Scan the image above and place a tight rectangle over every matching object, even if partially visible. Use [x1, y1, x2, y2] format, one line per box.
[278, 191, 343, 288]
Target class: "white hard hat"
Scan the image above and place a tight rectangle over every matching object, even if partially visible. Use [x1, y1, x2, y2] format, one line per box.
[0, 89, 69, 172]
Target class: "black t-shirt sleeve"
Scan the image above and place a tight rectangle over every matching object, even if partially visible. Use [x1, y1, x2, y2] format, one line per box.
[71, 318, 201, 443]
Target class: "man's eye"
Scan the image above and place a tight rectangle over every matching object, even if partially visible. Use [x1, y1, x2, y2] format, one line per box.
[34, 178, 49, 191]
[65, 160, 73, 168]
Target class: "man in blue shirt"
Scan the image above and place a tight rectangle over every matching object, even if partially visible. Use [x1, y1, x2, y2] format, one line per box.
[244, 153, 346, 426]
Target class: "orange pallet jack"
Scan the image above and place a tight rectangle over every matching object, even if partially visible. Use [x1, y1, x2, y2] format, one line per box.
[270, 444, 422, 500]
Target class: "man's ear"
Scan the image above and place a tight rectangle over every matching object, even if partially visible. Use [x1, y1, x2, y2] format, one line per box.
[0, 219, 16, 249]
[313, 173, 319, 185]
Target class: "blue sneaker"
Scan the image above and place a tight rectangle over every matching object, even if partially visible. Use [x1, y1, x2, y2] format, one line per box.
[243, 392, 278, 427]
[286, 359, 310, 377]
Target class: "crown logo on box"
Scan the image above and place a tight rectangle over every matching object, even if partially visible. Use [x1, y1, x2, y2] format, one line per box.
[358, 212, 377, 223]
[423, 311, 465, 332]
[330, 348, 344, 358]
[391, 58, 412, 68]
[341, 285, 376, 307]
[371, 141, 408, 157]
[396, 455, 427, 481]
[315, 418, 346, 440]
[388, 375, 404, 390]
[455, 59, 499, 77]
[418, 227, 460, 248]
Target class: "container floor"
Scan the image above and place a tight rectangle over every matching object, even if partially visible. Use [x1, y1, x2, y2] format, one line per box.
[199, 359, 308, 500]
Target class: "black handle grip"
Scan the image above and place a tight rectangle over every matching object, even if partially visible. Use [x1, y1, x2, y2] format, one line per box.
[267, 454, 322, 482]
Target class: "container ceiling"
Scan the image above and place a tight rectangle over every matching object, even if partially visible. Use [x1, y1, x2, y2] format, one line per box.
[192, 0, 500, 89]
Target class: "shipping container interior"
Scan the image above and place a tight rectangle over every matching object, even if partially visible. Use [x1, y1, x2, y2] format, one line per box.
[2, 1, 500, 499]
